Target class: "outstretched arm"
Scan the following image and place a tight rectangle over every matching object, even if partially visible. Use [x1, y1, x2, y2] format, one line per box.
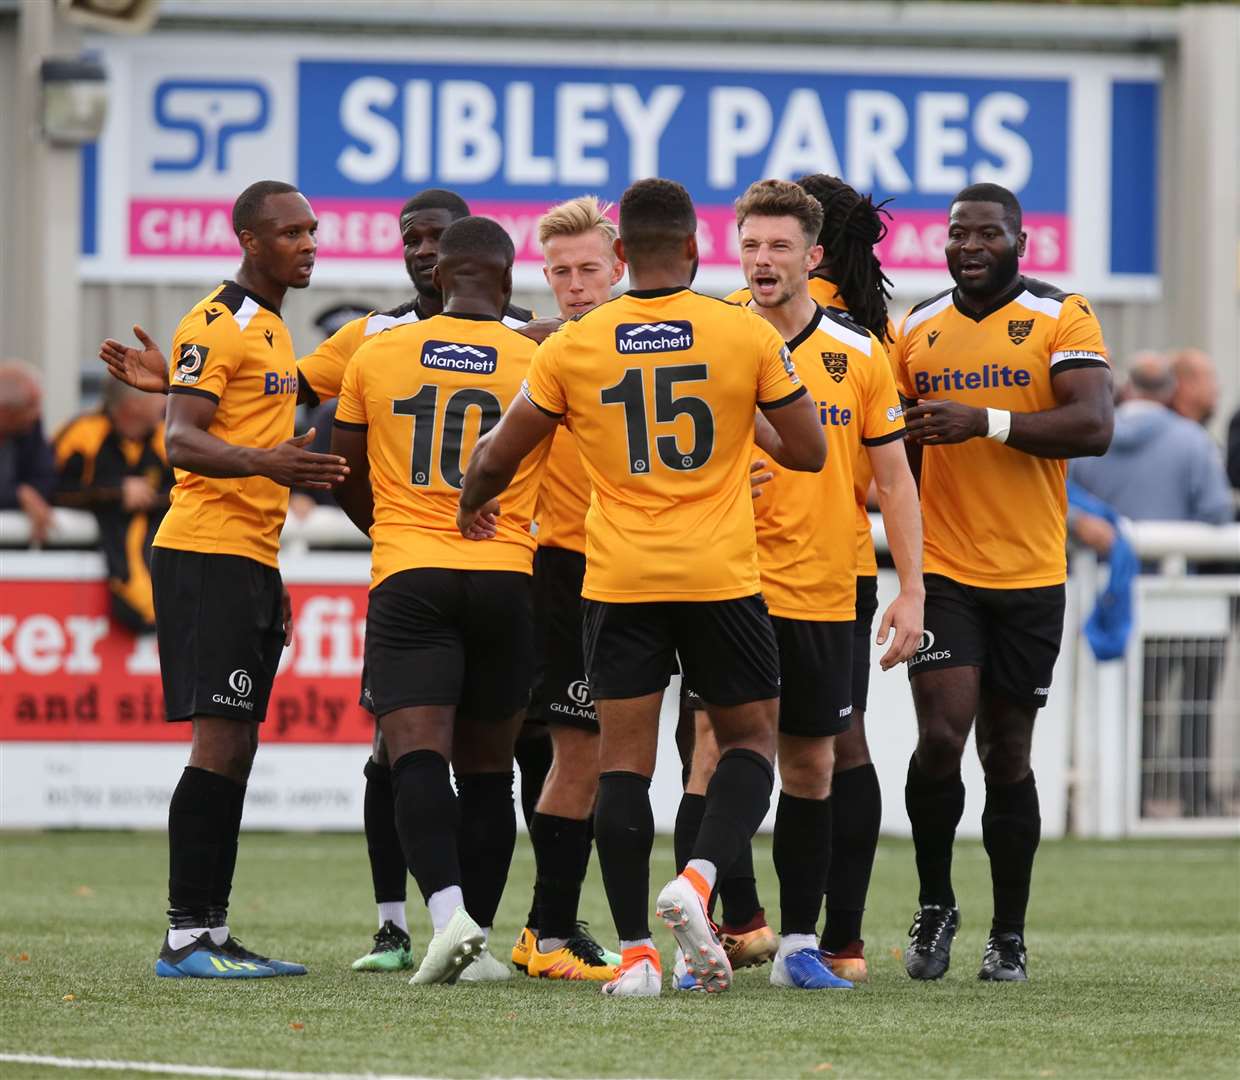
[903, 367, 1113, 459]
[755, 391, 826, 472]
[459, 395, 559, 538]
[165, 392, 348, 489]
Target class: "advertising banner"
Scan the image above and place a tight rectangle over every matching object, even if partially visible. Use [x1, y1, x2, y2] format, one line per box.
[81, 36, 1160, 298]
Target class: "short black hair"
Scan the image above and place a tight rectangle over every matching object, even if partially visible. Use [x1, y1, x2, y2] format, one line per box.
[399, 188, 470, 222]
[232, 180, 299, 237]
[952, 182, 1023, 231]
[437, 216, 515, 266]
[618, 178, 697, 262]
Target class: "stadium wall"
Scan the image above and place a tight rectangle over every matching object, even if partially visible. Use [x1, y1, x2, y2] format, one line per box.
[0, 1, 1235, 433]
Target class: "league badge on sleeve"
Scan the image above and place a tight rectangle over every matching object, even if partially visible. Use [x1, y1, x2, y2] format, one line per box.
[175, 343, 208, 384]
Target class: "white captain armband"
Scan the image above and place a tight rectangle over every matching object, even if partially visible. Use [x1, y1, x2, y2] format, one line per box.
[986, 408, 1012, 444]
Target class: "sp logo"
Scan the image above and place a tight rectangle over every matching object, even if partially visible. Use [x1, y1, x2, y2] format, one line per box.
[153, 80, 270, 173]
[1008, 319, 1034, 345]
[821, 352, 848, 383]
[228, 669, 253, 699]
[567, 680, 592, 706]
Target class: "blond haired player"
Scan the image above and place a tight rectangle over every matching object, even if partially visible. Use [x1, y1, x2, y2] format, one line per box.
[460, 178, 825, 997]
[512, 196, 627, 981]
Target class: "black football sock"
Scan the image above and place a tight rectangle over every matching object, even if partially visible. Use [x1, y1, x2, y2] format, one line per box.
[167, 766, 242, 929]
[982, 772, 1041, 937]
[692, 749, 775, 875]
[673, 792, 706, 874]
[390, 750, 461, 904]
[718, 841, 761, 929]
[514, 730, 553, 830]
[823, 763, 882, 951]
[594, 771, 654, 942]
[363, 758, 407, 905]
[905, 754, 965, 909]
[525, 886, 541, 935]
[773, 792, 832, 937]
[455, 771, 517, 930]
[530, 812, 592, 941]
[205, 775, 246, 930]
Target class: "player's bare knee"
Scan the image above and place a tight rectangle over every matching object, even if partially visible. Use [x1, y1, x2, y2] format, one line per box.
[833, 715, 872, 772]
[778, 750, 833, 800]
[977, 736, 1032, 784]
[916, 725, 968, 778]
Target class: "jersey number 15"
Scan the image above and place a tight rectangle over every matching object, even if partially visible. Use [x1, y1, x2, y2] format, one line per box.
[601, 364, 715, 474]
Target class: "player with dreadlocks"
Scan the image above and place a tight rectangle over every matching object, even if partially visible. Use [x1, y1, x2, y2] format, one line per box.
[683, 176, 910, 983]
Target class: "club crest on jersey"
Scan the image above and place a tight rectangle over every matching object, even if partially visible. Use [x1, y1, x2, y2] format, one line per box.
[420, 340, 498, 374]
[821, 352, 848, 382]
[615, 321, 693, 353]
[174, 343, 207, 384]
[1008, 319, 1034, 345]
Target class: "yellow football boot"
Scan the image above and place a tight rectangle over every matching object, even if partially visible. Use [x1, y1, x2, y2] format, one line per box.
[527, 936, 619, 981]
[719, 909, 778, 969]
[511, 926, 536, 973]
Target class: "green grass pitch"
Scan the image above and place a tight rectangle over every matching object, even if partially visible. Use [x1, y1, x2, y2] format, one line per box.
[2, 831, 1237, 1079]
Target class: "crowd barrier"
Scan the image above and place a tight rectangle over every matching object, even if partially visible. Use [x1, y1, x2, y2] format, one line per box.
[2, 509, 1236, 838]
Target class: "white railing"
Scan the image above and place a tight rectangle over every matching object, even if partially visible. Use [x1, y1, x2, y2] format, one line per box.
[2, 509, 1237, 838]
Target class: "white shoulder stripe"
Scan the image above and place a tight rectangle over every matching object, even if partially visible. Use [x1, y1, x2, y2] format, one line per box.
[815, 312, 871, 356]
[365, 309, 421, 336]
[233, 296, 260, 333]
[1015, 291, 1063, 319]
[501, 314, 527, 329]
[902, 293, 953, 335]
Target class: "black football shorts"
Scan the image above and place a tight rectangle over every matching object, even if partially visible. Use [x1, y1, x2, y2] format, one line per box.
[908, 573, 1066, 708]
[365, 567, 532, 721]
[582, 594, 779, 707]
[772, 615, 854, 737]
[850, 575, 880, 714]
[150, 547, 284, 723]
[528, 546, 597, 732]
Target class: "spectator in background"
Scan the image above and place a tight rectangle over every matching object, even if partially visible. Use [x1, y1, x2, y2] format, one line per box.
[288, 302, 373, 521]
[54, 379, 172, 631]
[0, 359, 57, 546]
[1070, 351, 1232, 526]
[1170, 347, 1220, 427]
[1227, 406, 1240, 492]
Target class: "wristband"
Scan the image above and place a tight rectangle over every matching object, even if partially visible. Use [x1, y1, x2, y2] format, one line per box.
[986, 408, 1012, 444]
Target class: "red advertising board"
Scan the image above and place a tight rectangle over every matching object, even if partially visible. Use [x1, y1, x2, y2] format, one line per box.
[1, 580, 374, 743]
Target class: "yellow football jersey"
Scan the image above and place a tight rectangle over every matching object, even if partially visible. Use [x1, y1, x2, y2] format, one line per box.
[535, 425, 590, 554]
[154, 282, 299, 568]
[523, 287, 804, 603]
[299, 301, 533, 404]
[893, 276, 1109, 589]
[335, 313, 550, 588]
[754, 308, 904, 620]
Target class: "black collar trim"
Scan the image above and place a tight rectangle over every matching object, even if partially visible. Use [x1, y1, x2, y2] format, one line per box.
[627, 286, 689, 299]
[438, 310, 500, 322]
[951, 277, 1026, 323]
[785, 306, 825, 352]
[222, 280, 282, 317]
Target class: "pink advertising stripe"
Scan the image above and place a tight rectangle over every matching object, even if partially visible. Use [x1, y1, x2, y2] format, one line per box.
[129, 198, 1070, 273]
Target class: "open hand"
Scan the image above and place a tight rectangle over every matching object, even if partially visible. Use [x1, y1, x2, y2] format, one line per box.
[458, 497, 500, 540]
[99, 325, 168, 394]
[904, 399, 986, 445]
[263, 429, 349, 489]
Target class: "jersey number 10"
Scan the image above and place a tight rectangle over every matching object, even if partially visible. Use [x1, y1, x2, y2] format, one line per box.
[393, 385, 503, 490]
[600, 364, 715, 474]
